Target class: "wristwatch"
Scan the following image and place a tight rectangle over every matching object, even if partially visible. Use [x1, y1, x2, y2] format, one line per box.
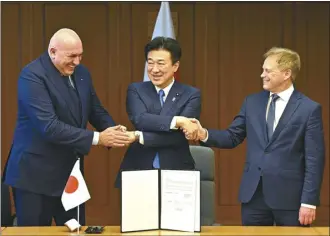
[134, 131, 140, 140]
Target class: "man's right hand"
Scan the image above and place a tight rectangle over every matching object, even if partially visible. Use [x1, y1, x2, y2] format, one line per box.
[183, 118, 207, 141]
[98, 125, 130, 147]
[175, 116, 199, 140]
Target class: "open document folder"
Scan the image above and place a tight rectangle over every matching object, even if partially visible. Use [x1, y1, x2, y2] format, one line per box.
[120, 169, 201, 233]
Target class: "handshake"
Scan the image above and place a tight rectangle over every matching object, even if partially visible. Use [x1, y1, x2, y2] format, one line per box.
[97, 125, 138, 148]
[175, 116, 208, 141]
[97, 117, 208, 148]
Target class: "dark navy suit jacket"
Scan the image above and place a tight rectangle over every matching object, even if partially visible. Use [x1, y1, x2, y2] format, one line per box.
[115, 81, 201, 187]
[4, 52, 116, 196]
[204, 89, 325, 210]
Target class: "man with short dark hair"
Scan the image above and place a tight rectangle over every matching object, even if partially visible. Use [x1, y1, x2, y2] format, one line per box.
[115, 37, 201, 187]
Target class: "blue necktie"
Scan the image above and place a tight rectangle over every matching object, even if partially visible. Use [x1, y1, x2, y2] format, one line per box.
[153, 89, 165, 168]
[266, 94, 279, 141]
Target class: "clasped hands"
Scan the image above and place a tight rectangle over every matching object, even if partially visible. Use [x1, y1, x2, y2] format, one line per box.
[175, 116, 207, 141]
[98, 125, 138, 148]
[98, 117, 206, 148]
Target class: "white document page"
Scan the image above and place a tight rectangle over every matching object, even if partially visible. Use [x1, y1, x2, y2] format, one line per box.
[194, 171, 200, 232]
[121, 170, 159, 232]
[160, 170, 198, 232]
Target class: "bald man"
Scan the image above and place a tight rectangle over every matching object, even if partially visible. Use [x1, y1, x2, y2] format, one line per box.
[3, 28, 133, 226]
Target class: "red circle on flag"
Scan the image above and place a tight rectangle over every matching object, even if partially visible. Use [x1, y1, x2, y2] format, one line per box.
[65, 176, 79, 194]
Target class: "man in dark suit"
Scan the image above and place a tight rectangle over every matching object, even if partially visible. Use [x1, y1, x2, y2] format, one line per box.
[3, 28, 133, 226]
[184, 47, 325, 226]
[115, 37, 201, 187]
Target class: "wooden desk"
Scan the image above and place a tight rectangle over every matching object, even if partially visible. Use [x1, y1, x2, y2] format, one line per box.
[314, 227, 330, 236]
[2, 226, 327, 235]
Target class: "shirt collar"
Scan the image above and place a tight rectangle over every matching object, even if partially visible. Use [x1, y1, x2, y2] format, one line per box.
[155, 78, 175, 96]
[270, 84, 294, 102]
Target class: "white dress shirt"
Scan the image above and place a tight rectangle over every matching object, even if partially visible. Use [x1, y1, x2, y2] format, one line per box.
[266, 85, 294, 128]
[203, 85, 315, 209]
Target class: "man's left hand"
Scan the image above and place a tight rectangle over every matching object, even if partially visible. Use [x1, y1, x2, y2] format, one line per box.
[112, 125, 137, 145]
[113, 125, 127, 132]
[126, 131, 138, 144]
[299, 206, 316, 225]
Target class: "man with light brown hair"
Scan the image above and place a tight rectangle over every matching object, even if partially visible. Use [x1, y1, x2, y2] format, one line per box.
[184, 47, 325, 226]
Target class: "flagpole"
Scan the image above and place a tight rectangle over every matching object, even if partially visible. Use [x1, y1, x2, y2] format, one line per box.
[77, 204, 80, 234]
[77, 157, 80, 235]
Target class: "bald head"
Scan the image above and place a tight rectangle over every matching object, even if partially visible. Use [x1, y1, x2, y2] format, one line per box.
[48, 28, 82, 51]
[48, 28, 83, 76]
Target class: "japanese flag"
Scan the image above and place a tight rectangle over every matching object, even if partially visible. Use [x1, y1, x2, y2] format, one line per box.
[61, 159, 91, 211]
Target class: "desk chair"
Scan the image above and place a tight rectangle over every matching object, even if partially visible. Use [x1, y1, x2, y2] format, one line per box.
[189, 145, 221, 226]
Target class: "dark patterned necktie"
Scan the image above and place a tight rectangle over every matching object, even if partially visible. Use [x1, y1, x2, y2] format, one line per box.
[153, 89, 165, 168]
[266, 94, 279, 141]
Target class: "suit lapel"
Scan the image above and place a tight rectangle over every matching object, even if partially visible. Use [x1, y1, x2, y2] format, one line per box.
[73, 70, 87, 127]
[145, 82, 162, 114]
[266, 90, 301, 147]
[40, 53, 80, 126]
[258, 91, 270, 144]
[160, 82, 183, 115]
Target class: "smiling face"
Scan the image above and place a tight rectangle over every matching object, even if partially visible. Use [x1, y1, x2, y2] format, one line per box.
[50, 40, 83, 76]
[260, 55, 292, 93]
[48, 28, 83, 76]
[147, 49, 179, 89]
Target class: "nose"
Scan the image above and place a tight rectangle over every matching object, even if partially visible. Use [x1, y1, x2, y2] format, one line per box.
[73, 56, 80, 66]
[260, 71, 265, 78]
[151, 65, 160, 73]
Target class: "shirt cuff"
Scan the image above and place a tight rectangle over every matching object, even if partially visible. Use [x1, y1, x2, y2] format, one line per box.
[301, 203, 316, 209]
[92, 132, 99, 145]
[201, 129, 209, 142]
[170, 117, 178, 130]
[137, 131, 144, 145]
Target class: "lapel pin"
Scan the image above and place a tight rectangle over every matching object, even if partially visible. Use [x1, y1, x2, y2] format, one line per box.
[172, 97, 176, 102]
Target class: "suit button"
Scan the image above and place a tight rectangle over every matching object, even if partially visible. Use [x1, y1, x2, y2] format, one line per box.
[258, 167, 261, 171]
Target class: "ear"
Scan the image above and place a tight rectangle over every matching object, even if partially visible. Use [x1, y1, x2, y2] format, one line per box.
[49, 47, 57, 58]
[283, 69, 292, 81]
[173, 61, 180, 72]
